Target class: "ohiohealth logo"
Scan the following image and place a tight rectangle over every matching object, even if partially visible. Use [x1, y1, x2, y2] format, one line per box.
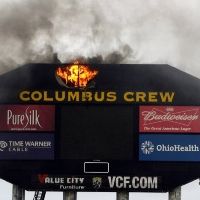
[141, 141, 155, 154]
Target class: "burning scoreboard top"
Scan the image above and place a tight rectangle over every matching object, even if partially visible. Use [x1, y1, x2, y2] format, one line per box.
[0, 63, 200, 192]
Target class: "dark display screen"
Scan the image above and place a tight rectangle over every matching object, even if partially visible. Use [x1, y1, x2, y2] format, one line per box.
[60, 105, 137, 160]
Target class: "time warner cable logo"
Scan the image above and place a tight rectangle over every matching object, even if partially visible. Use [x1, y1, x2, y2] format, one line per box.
[141, 141, 155, 154]
[0, 141, 8, 151]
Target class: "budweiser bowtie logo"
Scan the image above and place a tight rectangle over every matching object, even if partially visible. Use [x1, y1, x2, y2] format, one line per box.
[140, 106, 200, 133]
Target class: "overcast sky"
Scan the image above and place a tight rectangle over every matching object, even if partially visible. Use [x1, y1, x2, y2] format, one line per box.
[0, 0, 200, 199]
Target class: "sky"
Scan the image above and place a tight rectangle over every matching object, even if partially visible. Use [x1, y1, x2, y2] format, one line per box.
[1, 0, 200, 199]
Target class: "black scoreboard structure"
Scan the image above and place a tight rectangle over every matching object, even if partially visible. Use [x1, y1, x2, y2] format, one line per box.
[0, 63, 200, 193]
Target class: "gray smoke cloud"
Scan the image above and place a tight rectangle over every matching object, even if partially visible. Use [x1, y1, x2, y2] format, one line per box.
[0, 0, 200, 77]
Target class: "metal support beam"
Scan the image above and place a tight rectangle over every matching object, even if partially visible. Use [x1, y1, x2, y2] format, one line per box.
[12, 185, 25, 200]
[117, 192, 129, 200]
[169, 186, 181, 200]
[63, 192, 77, 200]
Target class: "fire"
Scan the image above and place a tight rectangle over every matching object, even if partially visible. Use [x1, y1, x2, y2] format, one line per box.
[56, 62, 98, 88]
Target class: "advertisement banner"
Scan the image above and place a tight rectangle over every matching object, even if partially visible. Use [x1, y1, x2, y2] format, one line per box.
[31, 174, 161, 192]
[0, 105, 55, 131]
[139, 134, 200, 161]
[139, 106, 200, 133]
[0, 133, 54, 160]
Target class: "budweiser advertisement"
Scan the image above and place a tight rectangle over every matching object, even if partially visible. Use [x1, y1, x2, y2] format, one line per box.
[0, 133, 54, 160]
[139, 134, 200, 161]
[0, 105, 55, 131]
[139, 106, 200, 133]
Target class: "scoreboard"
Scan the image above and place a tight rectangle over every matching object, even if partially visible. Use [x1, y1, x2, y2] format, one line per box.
[0, 63, 200, 192]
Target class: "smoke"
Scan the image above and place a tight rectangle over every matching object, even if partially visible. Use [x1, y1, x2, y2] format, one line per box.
[0, 0, 200, 77]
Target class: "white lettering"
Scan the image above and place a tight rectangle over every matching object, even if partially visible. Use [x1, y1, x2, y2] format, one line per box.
[6, 107, 42, 129]
[108, 176, 158, 189]
[142, 109, 199, 123]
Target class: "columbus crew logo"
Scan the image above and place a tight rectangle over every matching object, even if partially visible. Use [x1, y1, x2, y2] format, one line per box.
[92, 177, 102, 189]
[141, 141, 155, 154]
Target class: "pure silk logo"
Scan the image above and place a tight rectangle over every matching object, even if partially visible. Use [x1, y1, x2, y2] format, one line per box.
[7, 107, 42, 129]
[0, 105, 55, 131]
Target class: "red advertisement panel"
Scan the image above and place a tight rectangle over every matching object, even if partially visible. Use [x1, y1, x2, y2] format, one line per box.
[140, 106, 200, 133]
[0, 105, 55, 132]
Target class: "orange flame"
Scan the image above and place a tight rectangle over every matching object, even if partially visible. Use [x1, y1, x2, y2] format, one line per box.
[56, 62, 98, 88]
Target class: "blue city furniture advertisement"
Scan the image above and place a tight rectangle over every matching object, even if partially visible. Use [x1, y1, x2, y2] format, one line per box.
[139, 134, 200, 161]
